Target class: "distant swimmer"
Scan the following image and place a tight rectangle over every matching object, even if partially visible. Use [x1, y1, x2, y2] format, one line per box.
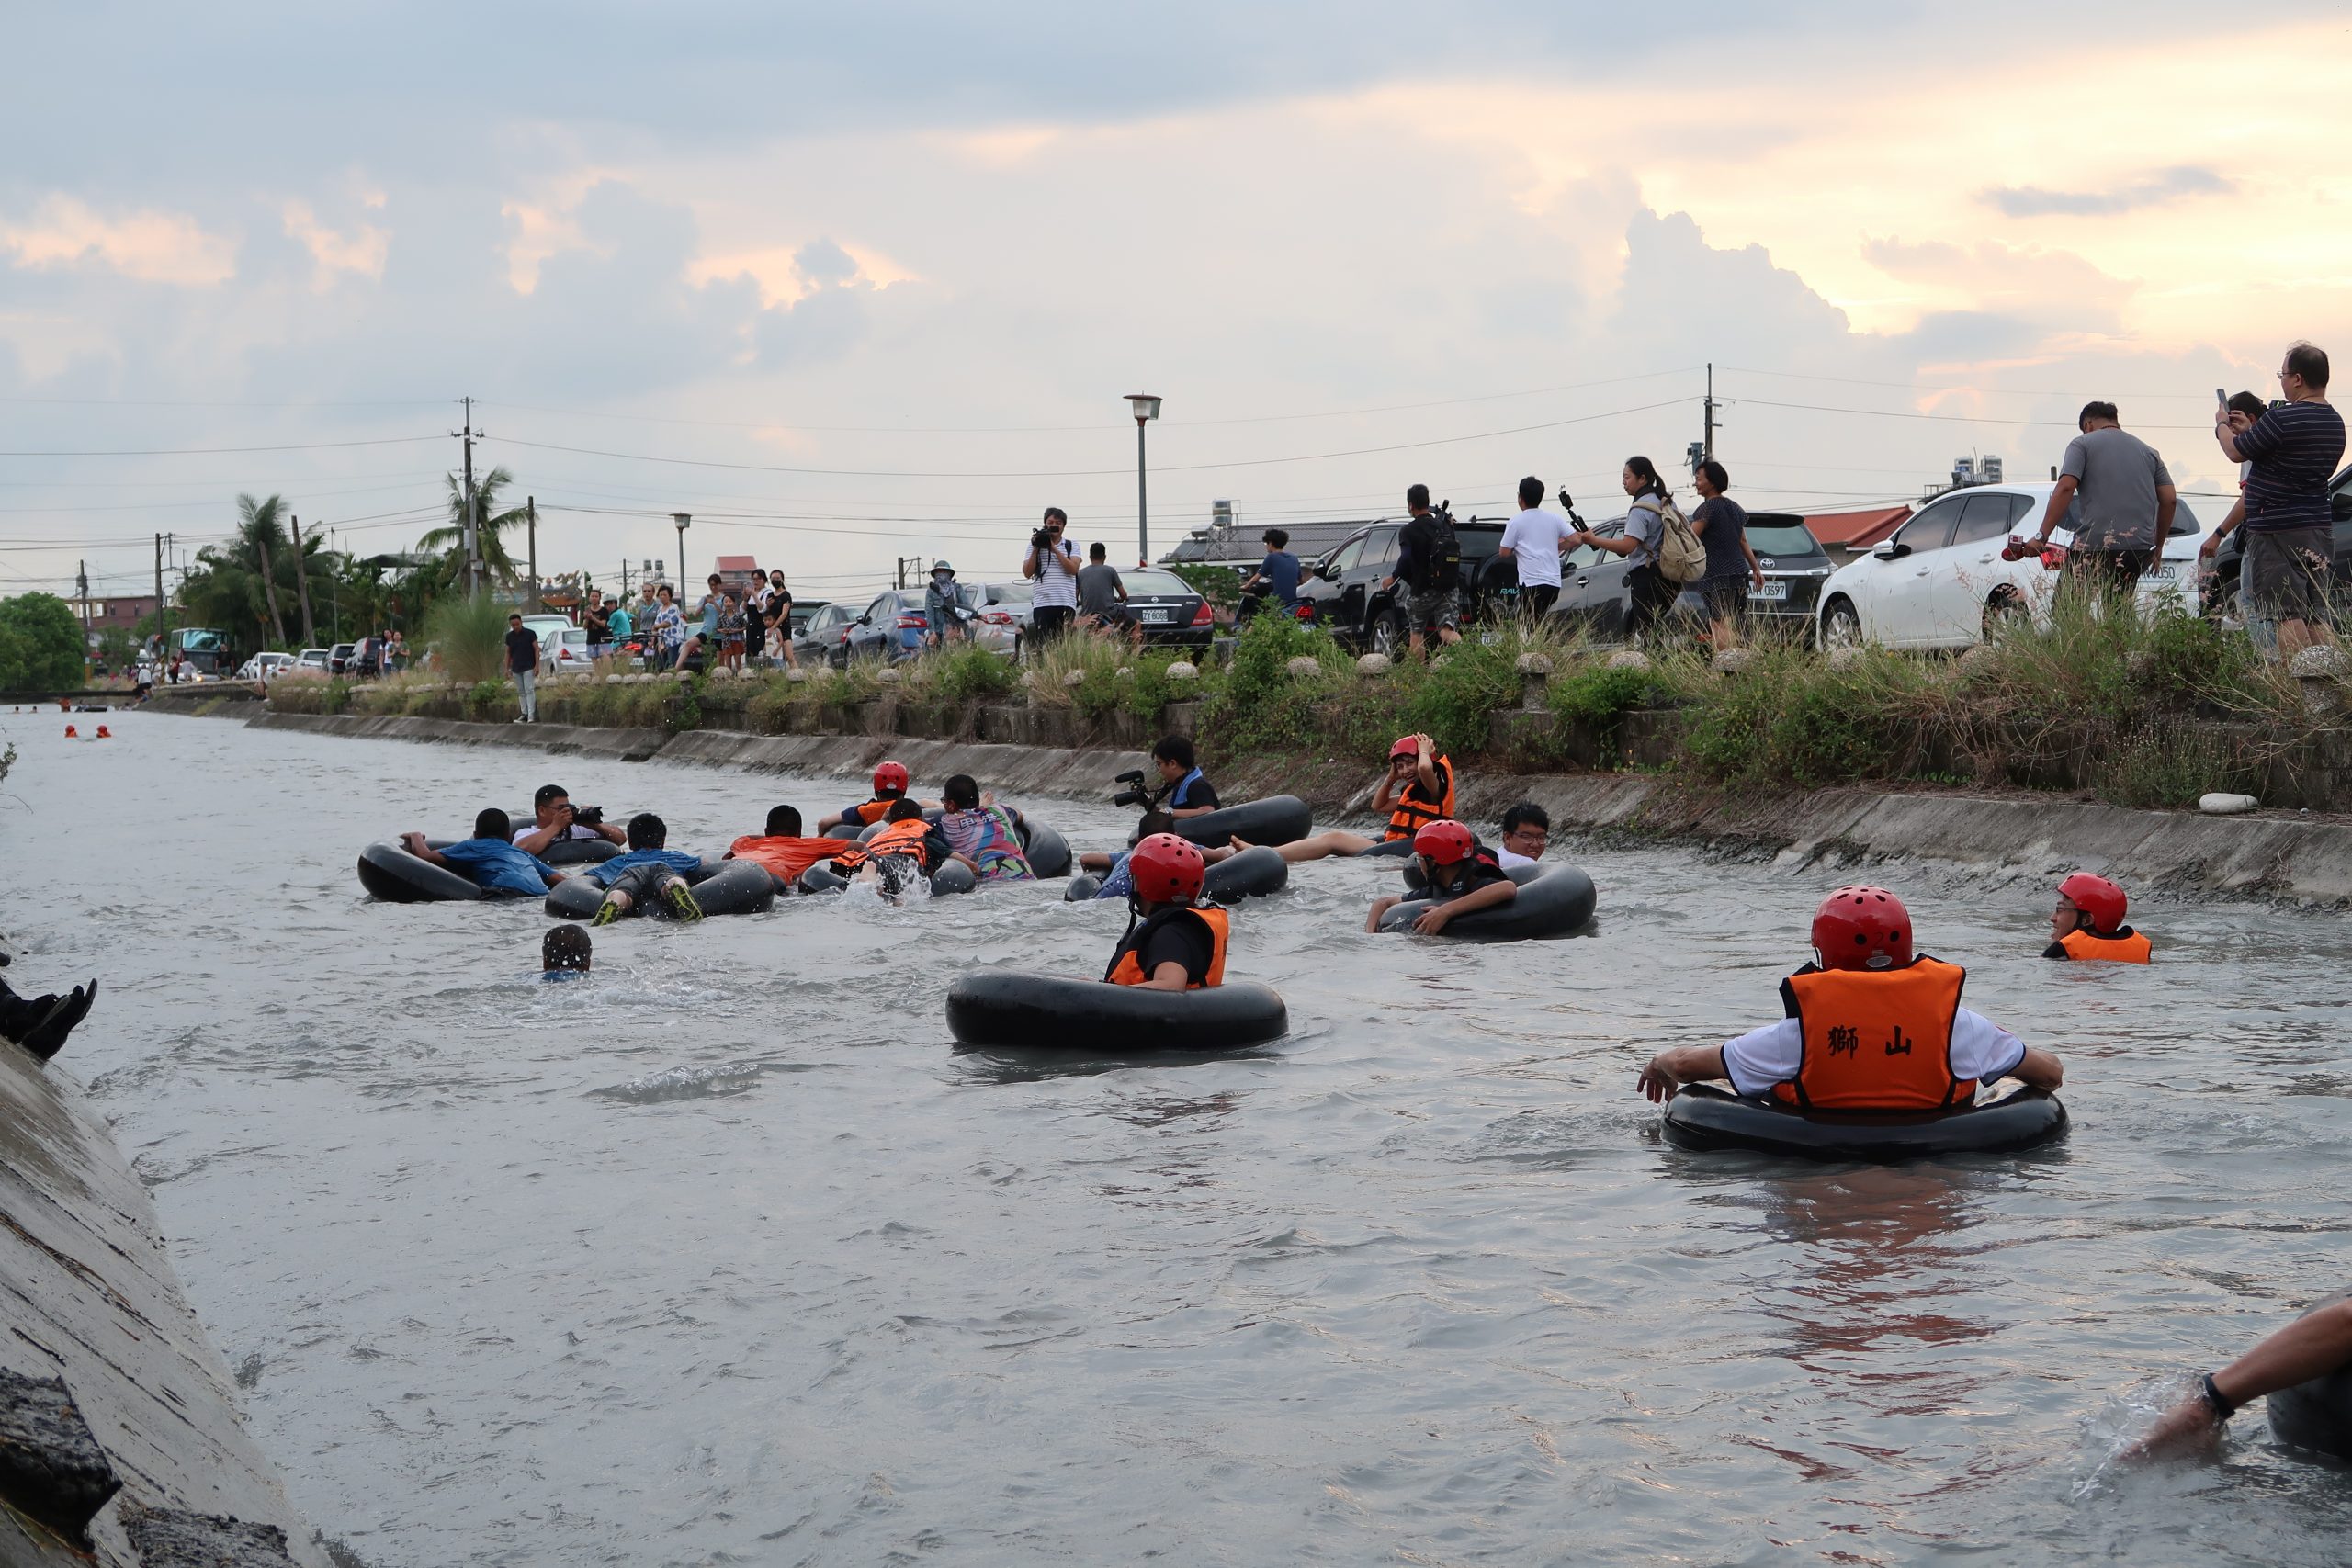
[1103, 835, 1227, 991]
[1234, 732, 1453, 863]
[819, 761, 932, 833]
[2043, 872, 2151, 963]
[825, 798, 950, 900]
[2128, 1293, 2352, 1461]
[401, 808, 574, 898]
[725, 805, 839, 887]
[582, 813, 704, 926]
[1637, 886, 2064, 1108]
[542, 925, 592, 979]
[1365, 820, 1516, 935]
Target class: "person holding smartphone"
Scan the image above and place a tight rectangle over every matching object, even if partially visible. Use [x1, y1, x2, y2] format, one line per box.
[1023, 507, 1082, 644]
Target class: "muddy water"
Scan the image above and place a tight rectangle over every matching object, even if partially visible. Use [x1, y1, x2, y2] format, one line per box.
[6, 710, 2349, 1566]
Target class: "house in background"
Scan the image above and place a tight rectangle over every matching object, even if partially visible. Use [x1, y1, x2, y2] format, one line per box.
[1802, 505, 1914, 559]
[715, 554, 763, 592]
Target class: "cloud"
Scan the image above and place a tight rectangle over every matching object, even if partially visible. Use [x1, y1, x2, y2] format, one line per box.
[281, 199, 389, 288]
[0, 195, 236, 285]
[1980, 164, 2233, 218]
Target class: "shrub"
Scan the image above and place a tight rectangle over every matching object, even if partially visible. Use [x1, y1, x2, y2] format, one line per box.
[421, 595, 511, 686]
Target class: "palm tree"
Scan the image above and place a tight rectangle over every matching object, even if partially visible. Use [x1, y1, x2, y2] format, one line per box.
[417, 466, 530, 589]
[235, 494, 292, 646]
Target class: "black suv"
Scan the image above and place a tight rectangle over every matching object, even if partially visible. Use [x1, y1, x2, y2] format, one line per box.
[2206, 464, 2352, 621]
[1295, 517, 1507, 654]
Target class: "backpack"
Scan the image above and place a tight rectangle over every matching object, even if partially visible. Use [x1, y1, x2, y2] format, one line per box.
[1410, 508, 1462, 592]
[1644, 497, 1709, 585]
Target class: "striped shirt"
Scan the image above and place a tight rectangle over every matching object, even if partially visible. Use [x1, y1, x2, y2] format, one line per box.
[2237, 400, 2346, 533]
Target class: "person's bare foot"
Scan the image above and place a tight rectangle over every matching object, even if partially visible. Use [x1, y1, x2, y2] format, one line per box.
[1227, 835, 1256, 852]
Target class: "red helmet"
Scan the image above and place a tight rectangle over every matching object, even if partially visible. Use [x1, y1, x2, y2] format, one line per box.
[1412, 819, 1476, 865]
[1127, 833, 1206, 904]
[1388, 735, 1421, 761]
[2058, 871, 2127, 931]
[1811, 885, 1912, 971]
[873, 761, 910, 794]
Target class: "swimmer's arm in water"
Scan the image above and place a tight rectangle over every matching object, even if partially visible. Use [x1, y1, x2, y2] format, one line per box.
[815, 809, 846, 832]
[2130, 1298, 2352, 1461]
[1412, 875, 1514, 934]
[1364, 893, 1403, 933]
[1078, 850, 1117, 873]
[2008, 1047, 2064, 1090]
[399, 831, 451, 867]
[1637, 1045, 1728, 1102]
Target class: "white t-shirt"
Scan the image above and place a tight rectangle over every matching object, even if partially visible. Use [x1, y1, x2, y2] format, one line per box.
[1497, 846, 1539, 871]
[514, 822, 600, 846]
[1500, 508, 1575, 588]
[1718, 1006, 2027, 1099]
[1029, 541, 1081, 608]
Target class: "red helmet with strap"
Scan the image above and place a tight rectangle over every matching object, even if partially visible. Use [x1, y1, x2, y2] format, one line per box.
[1412, 819, 1476, 866]
[2058, 871, 2127, 931]
[1388, 735, 1420, 761]
[1127, 832, 1206, 904]
[1811, 885, 1912, 971]
[873, 761, 910, 794]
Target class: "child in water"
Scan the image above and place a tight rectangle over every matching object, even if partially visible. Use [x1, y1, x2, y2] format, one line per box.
[2044, 872, 2151, 963]
[1363, 819, 1515, 935]
[542, 925, 592, 979]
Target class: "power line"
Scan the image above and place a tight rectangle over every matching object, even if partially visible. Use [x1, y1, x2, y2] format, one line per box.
[1716, 365, 2246, 400]
[1725, 397, 2221, 433]
[0, 435, 443, 457]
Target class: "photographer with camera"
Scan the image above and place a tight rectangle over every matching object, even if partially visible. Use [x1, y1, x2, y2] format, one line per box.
[1383, 484, 1463, 656]
[1023, 506, 1082, 643]
[513, 783, 628, 855]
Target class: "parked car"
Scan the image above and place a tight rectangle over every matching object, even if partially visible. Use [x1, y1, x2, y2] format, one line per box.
[841, 589, 953, 664]
[294, 648, 331, 674]
[1295, 517, 1509, 653]
[234, 652, 295, 682]
[794, 602, 857, 667]
[519, 614, 571, 659]
[2205, 463, 2352, 624]
[1814, 483, 2207, 651]
[1095, 567, 1211, 652]
[325, 641, 357, 674]
[1546, 510, 1835, 643]
[972, 581, 1033, 655]
[541, 625, 593, 673]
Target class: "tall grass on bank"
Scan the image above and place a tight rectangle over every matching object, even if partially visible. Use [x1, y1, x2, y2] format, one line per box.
[421, 594, 511, 685]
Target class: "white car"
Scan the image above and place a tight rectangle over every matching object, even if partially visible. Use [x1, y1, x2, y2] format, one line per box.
[294, 648, 332, 674]
[541, 625, 593, 673]
[1815, 482, 2206, 650]
[234, 652, 295, 682]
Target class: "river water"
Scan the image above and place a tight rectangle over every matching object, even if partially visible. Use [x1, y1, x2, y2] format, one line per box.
[6, 711, 2349, 1566]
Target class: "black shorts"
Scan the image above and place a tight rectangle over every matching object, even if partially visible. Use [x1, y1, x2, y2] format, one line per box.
[1699, 574, 1746, 618]
[1626, 565, 1677, 637]
[1032, 604, 1075, 640]
[1521, 583, 1559, 619]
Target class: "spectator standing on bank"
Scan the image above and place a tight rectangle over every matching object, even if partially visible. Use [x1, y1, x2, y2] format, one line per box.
[652, 584, 684, 671]
[1498, 476, 1575, 619]
[1024, 507, 1082, 644]
[386, 628, 407, 671]
[605, 596, 633, 663]
[2211, 343, 2344, 658]
[718, 587, 747, 672]
[583, 597, 611, 660]
[1239, 527, 1302, 617]
[764, 570, 799, 669]
[742, 579, 768, 668]
[1383, 484, 1463, 655]
[2032, 401, 2177, 610]
[2201, 392, 2277, 653]
[1690, 460, 1766, 649]
[504, 612, 540, 724]
[924, 561, 967, 648]
[1077, 544, 1135, 643]
[1571, 457, 1678, 640]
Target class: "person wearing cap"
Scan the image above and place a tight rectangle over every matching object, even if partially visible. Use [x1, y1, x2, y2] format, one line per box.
[924, 561, 967, 648]
[1364, 819, 1516, 934]
[1230, 732, 1455, 863]
[2043, 872, 2151, 963]
[1103, 833, 1231, 990]
[1636, 886, 2064, 1108]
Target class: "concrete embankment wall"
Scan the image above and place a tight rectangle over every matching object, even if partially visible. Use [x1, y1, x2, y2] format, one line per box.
[0, 1044, 321, 1564]
[237, 709, 2352, 905]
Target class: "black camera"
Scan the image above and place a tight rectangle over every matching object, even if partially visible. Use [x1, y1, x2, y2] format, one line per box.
[1032, 527, 1058, 551]
[571, 805, 605, 828]
[1110, 769, 1152, 809]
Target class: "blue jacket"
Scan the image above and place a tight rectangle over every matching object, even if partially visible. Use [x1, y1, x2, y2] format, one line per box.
[585, 847, 703, 887]
[436, 837, 560, 897]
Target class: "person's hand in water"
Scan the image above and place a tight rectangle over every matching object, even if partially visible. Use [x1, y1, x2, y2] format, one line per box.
[2124, 1393, 2225, 1462]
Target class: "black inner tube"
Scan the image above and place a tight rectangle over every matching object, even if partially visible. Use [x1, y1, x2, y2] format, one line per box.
[1661, 1083, 2069, 1162]
[944, 969, 1286, 1053]
[2267, 1291, 2352, 1460]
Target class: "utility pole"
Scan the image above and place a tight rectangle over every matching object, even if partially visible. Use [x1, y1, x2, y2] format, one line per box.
[455, 395, 481, 601]
[328, 528, 340, 644]
[620, 558, 632, 599]
[153, 536, 163, 666]
[526, 495, 539, 613]
[290, 512, 317, 647]
[1703, 362, 1717, 462]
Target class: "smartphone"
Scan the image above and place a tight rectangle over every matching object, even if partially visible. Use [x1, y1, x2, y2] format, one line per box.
[2216, 388, 2228, 408]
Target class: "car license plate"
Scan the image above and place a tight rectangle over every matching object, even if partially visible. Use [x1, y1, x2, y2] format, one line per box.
[2148, 564, 2177, 580]
[1748, 580, 1789, 602]
[1142, 606, 1174, 624]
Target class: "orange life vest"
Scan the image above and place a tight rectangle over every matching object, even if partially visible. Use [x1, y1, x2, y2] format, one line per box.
[2059, 926, 2151, 964]
[1104, 905, 1230, 989]
[727, 833, 837, 884]
[830, 818, 933, 874]
[1772, 956, 1973, 1111]
[1383, 756, 1456, 840]
[850, 796, 899, 827]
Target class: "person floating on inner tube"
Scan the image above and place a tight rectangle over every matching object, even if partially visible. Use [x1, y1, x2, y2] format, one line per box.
[1078, 811, 1238, 900]
[1496, 802, 1549, 871]
[1233, 732, 1453, 863]
[582, 813, 704, 926]
[724, 805, 839, 890]
[826, 798, 951, 900]
[1365, 819, 1516, 935]
[2127, 1294, 2352, 1461]
[1636, 885, 2065, 1108]
[402, 808, 574, 899]
[2044, 871, 2151, 963]
[934, 773, 1035, 881]
[514, 782, 627, 855]
[1149, 736, 1221, 820]
[0, 944, 97, 1065]
[818, 761, 933, 833]
[1104, 833, 1228, 990]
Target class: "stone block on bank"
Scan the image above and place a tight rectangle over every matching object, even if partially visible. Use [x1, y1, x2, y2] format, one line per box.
[1285, 656, 1321, 680]
[1357, 653, 1393, 677]
[2199, 792, 2259, 815]
[1711, 647, 1757, 674]
[1167, 662, 1199, 682]
[1605, 649, 1651, 671]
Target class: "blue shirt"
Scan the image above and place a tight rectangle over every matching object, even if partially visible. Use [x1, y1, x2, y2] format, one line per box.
[607, 607, 633, 639]
[584, 847, 703, 886]
[1257, 550, 1301, 607]
[436, 836, 560, 897]
[1093, 852, 1135, 901]
[1169, 767, 1213, 810]
[2238, 400, 2346, 533]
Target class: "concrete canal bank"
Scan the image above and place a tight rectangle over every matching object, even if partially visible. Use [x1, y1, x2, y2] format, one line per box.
[232, 707, 2352, 905]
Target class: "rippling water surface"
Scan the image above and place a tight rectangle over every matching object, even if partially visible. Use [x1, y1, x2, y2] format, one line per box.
[8, 711, 2350, 1565]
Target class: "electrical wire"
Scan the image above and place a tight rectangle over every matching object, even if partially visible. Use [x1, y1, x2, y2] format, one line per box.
[1725, 397, 2222, 433]
[0, 435, 443, 457]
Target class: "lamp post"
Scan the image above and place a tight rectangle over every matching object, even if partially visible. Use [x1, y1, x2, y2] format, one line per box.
[672, 513, 691, 590]
[1126, 393, 1162, 567]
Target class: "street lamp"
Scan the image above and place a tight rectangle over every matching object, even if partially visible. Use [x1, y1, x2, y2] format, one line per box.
[672, 513, 691, 589]
[1126, 393, 1162, 567]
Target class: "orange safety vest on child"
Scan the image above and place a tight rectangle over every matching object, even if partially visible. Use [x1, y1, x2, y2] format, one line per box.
[830, 818, 932, 874]
[2059, 927, 2151, 964]
[1104, 906, 1230, 989]
[1772, 957, 1973, 1111]
[727, 834, 838, 884]
[1382, 756, 1456, 840]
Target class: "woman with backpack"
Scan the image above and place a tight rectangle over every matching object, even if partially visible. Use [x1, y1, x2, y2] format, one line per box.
[1571, 456, 1697, 640]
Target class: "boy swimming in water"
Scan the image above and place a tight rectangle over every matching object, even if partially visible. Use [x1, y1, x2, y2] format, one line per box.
[542, 925, 592, 977]
[2043, 872, 2151, 963]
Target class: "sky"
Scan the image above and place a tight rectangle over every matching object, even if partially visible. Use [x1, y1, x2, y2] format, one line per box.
[4, 2, 2349, 615]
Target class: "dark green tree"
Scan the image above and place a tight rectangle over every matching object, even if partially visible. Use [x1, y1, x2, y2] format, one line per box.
[417, 466, 530, 587]
[0, 592, 91, 691]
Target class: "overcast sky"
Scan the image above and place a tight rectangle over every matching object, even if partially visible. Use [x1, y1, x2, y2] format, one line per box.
[4, 3, 2346, 610]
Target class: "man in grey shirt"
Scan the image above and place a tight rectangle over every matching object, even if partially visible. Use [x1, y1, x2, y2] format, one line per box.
[2033, 400, 2177, 605]
[1076, 541, 1136, 644]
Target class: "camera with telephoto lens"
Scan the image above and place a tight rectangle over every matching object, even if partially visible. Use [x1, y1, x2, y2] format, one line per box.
[570, 805, 605, 828]
[1032, 527, 1056, 551]
[1110, 769, 1152, 809]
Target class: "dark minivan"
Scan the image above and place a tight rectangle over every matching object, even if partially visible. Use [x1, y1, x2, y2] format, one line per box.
[1295, 517, 1507, 654]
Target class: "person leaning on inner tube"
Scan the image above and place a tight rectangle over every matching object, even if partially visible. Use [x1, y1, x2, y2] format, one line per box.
[2044, 871, 2152, 963]
[1104, 834, 1229, 991]
[818, 761, 933, 833]
[1365, 819, 1517, 935]
[2127, 1295, 2352, 1461]
[826, 798, 951, 899]
[1230, 732, 1455, 863]
[1636, 886, 2065, 1108]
